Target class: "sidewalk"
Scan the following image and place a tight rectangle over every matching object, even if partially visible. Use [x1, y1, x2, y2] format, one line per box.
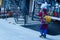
[0, 18, 60, 40]
[4, 16, 40, 25]
[4, 17, 60, 35]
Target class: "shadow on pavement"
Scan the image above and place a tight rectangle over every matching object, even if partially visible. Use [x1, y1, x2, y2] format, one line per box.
[22, 21, 60, 35]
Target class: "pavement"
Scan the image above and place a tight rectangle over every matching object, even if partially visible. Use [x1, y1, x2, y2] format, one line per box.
[0, 18, 60, 40]
[3, 17, 60, 35]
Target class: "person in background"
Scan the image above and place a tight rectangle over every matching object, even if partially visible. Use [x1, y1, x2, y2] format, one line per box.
[53, 11, 58, 17]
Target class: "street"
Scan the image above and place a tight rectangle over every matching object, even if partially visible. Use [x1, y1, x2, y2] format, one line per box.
[0, 18, 60, 40]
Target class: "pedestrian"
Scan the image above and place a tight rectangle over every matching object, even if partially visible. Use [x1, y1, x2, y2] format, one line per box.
[53, 11, 58, 17]
[38, 8, 48, 38]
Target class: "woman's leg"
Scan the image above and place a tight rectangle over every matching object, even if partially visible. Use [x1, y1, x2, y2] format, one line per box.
[40, 24, 43, 37]
[43, 29, 47, 38]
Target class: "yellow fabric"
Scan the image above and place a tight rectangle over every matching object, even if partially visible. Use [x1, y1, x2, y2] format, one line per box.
[44, 16, 51, 23]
